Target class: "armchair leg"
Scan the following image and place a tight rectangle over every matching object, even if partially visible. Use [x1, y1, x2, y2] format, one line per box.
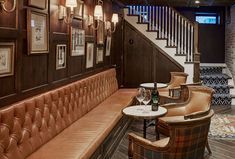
[128, 138, 133, 159]
[206, 139, 212, 155]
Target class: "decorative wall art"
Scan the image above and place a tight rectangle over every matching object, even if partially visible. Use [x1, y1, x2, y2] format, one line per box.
[0, 43, 15, 77]
[86, 42, 94, 68]
[28, 0, 47, 9]
[56, 44, 67, 70]
[27, 10, 49, 54]
[70, 27, 85, 56]
[105, 36, 111, 56]
[96, 47, 103, 64]
[74, 0, 84, 20]
[97, 22, 104, 44]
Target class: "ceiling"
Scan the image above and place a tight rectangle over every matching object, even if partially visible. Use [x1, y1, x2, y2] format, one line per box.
[117, 0, 235, 6]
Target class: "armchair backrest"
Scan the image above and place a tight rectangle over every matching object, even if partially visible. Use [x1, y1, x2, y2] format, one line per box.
[167, 72, 188, 89]
[184, 86, 214, 115]
[166, 110, 214, 159]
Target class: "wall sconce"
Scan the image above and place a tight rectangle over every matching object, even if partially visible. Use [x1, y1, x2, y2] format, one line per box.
[87, 0, 103, 30]
[58, 0, 77, 24]
[0, 0, 16, 13]
[106, 13, 119, 34]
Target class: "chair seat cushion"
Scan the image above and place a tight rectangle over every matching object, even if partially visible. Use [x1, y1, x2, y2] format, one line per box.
[27, 89, 136, 159]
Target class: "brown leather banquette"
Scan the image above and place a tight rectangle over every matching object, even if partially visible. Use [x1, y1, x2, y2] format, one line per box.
[0, 69, 136, 159]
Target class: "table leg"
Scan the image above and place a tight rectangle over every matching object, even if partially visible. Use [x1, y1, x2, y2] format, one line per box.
[155, 118, 159, 140]
[143, 119, 147, 138]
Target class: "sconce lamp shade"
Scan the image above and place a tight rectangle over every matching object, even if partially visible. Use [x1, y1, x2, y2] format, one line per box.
[65, 0, 77, 8]
[111, 13, 118, 24]
[94, 5, 103, 20]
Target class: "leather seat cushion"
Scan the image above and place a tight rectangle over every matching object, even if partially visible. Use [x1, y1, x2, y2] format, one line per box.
[27, 89, 136, 159]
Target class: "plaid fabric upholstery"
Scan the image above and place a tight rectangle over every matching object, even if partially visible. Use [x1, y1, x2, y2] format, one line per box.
[129, 112, 213, 159]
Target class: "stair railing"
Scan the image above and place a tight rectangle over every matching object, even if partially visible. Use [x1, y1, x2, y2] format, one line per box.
[127, 5, 200, 82]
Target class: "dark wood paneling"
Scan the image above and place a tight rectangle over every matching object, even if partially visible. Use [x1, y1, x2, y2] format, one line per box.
[123, 22, 183, 88]
[124, 22, 153, 87]
[0, 0, 115, 107]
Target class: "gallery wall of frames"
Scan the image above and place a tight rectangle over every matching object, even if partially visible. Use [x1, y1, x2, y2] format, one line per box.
[0, 0, 120, 107]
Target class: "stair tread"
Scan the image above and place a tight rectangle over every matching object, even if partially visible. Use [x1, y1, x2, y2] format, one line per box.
[200, 74, 231, 79]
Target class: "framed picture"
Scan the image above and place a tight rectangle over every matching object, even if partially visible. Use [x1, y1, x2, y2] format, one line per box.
[86, 42, 94, 68]
[105, 36, 111, 56]
[96, 47, 103, 64]
[74, 0, 84, 20]
[27, 10, 49, 54]
[97, 22, 104, 44]
[70, 27, 85, 56]
[0, 43, 14, 77]
[28, 0, 47, 9]
[56, 44, 66, 70]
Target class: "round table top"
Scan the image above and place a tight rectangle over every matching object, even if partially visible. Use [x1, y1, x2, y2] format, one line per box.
[140, 83, 167, 89]
[122, 105, 167, 119]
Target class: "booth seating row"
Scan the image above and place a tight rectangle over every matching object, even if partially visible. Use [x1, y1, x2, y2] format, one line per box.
[0, 68, 137, 159]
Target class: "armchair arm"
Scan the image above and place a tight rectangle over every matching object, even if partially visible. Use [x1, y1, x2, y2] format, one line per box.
[161, 102, 187, 109]
[128, 133, 169, 152]
[184, 110, 210, 120]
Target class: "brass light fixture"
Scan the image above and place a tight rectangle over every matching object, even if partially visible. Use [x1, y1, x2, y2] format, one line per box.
[106, 13, 119, 34]
[58, 0, 78, 24]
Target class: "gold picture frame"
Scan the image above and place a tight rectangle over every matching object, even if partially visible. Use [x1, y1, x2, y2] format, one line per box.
[28, 0, 47, 9]
[27, 9, 49, 54]
[70, 27, 85, 56]
[0, 42, 15, 77]
[86, 42, 94, 68]
[74, 0, 84, 20]
[96, 47, 103, 64]
[56, 44, 67, 70]
[105, 36, 111, 56]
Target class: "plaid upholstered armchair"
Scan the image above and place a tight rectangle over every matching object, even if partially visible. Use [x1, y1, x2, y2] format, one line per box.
[158, 72, 188, 97]
[158, 85, 214, 154]
[128, 110, 214, 159]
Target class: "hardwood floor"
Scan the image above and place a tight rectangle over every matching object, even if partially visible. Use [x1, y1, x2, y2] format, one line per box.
[111, 106, 235, 159]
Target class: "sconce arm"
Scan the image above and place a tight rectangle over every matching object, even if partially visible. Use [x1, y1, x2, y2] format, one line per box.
[0, 0, 16, 13]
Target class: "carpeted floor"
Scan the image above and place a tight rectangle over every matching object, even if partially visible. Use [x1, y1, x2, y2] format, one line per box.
[209, 114, 235, 139]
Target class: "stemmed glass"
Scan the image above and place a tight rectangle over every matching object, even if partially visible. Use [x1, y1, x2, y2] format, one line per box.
[136, 87, 145, 106]
[142, 90, 151, 113]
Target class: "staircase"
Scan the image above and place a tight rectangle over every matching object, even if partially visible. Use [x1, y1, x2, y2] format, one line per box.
[124, 5, 200, 83]
[200, 64, 235, 107]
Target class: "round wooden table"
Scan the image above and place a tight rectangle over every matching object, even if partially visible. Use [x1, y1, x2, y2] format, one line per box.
[122, 105, 167, 139]
[140, 83, 167, 89]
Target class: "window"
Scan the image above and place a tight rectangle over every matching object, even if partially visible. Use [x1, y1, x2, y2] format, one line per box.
[195, 13, 220, 24]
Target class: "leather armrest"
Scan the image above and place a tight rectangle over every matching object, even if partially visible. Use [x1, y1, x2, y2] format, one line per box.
[128, 133, 169, 151]
[184, 110, 210, 120]
[161, 102, 187, 109]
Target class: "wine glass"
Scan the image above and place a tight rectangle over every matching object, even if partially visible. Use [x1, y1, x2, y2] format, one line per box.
[136, 87, 145, 105]
[143, 90, 151, 106]
[142, 90, 151, 113]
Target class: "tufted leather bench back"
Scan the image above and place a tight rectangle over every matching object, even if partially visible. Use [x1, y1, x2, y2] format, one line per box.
[0, 69, 118, 159]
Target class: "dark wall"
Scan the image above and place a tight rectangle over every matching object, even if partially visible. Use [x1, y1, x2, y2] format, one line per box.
[123, 22, 183, 88]
[176, 7, 225, 63]
[0, 0, 116, 107]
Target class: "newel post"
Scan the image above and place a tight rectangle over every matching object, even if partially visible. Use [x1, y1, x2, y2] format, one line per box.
[193, 22, 200, 82]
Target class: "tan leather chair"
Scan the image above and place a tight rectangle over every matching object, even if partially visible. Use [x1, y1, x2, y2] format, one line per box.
[158, 72, 188, 96]
[128, 110, 214, 159]
[158, 85, 214, 154]
[159, 82, 202, 105]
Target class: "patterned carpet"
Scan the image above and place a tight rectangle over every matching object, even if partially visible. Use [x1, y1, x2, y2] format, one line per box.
[209, 114, 235, 139]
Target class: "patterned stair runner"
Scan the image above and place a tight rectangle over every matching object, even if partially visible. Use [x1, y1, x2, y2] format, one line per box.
[200, 66, 232, 105]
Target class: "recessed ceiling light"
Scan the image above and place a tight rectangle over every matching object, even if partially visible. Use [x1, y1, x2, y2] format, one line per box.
[195, 0, 200, 4]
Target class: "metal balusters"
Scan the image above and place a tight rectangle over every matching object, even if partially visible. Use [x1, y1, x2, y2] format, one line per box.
[126, 5, 198, 63]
